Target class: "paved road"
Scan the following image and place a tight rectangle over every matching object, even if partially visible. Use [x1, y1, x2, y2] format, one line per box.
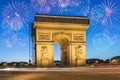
[0, 68, 120, 80]
[0, 67, 120, 72]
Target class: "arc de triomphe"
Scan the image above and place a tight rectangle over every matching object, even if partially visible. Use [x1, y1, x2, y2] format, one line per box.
[32, 14, 89, 67]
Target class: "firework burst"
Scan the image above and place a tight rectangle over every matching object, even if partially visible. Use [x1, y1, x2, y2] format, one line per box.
[79, 0, 120, 37]
[31, 0, 55, 14]
[0, 0, 32, 48]
[93, 0, 120, 25]
[51, 0, 82, 15]
[1, 0, 33, 31]
[31, 0, 83, 15]
[92, 31, 117, 51]
[0, 30, 28, 48]
[78, 0, 103, 34]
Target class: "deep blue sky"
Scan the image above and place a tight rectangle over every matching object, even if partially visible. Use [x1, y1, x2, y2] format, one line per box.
[0, 0, 120, 62]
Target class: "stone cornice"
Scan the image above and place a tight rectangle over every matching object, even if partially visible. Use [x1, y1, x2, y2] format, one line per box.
[33, 22, 89, 30]
[35, 14, 89, 24]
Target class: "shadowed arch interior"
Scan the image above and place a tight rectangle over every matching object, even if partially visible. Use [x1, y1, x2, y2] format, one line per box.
[53, 34, 69, 65]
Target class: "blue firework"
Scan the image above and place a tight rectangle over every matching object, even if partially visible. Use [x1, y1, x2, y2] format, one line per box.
[1, 0, 33, 31]
[51, 0, 82, 15]
[93, 0, 120, 25]
[0, 30, 29, 48]
[31, 0, 55, 14]
[92, 31, 117, 51]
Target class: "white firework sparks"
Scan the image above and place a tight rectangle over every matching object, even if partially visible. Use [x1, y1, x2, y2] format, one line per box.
[92, 32, 117, 51]
[31, 0, 53, 14]
[51, 0, 82, 15]
[0, 30, 28, 48]
[1, 1, 33, 31]
[93, 0, 120, 25]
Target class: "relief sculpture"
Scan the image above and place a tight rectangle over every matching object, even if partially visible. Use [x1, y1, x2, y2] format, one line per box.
[40, 46, 49, 65]
[75, 45, 83, 65]
[38, 33, 51, 41]
[73, 33, 84, 41]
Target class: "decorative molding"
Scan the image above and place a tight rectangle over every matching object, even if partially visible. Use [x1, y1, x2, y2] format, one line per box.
[52, 32, 72, 40]
[38, 33, 51, 41]
[73, 33, 84, 41]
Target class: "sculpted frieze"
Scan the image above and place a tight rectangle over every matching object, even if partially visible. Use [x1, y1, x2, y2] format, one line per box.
[73, 33, 84, 41]
[38, 33, 51, 41]
[52, 32, 72, 40]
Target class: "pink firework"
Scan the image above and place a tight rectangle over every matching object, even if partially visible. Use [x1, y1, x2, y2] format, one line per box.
[31, 0, 55, 13]
[1, 0, 33, 31]
[94, 0, 120, 25]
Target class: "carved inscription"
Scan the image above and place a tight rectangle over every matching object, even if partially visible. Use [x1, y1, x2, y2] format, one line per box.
[38, 33, 51, 41]
[73, 33, 84, 41]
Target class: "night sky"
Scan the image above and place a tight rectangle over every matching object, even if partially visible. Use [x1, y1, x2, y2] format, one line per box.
[0, 0, 120, 62]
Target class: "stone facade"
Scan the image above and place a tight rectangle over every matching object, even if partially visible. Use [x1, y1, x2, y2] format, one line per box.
[32, 14, 89, 67]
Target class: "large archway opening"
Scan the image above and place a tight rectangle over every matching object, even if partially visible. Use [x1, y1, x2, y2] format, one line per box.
[54, 42, 61, 66]
[53, 34, 69, 67]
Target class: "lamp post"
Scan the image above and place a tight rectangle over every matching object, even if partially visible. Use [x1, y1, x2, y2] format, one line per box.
[29, 24, 32, 65]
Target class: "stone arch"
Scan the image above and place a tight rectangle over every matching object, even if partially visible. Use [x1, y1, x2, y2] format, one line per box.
[53, 32, 70, 48]
[53, 33, 70, 65]
[32, 14, 89, 67]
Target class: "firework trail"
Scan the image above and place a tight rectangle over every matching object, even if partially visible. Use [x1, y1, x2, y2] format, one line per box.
[78, 0, 103, 35]
[78, 0, 95, 27]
